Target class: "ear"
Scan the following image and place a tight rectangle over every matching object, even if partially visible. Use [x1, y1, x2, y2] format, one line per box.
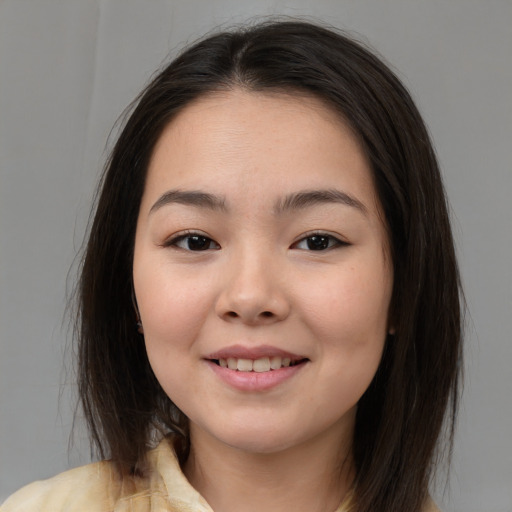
[131, 286, 144, 335]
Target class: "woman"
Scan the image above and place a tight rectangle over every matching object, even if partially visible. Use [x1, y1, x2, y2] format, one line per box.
[2, 20, 462, 512]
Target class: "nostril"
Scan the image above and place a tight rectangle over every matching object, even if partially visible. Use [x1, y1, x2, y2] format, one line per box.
[261, 311, 274, 318]
[227, 311, 239, 318]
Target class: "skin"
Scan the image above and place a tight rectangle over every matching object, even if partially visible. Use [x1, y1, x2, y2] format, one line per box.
[133, 90, 393, 512]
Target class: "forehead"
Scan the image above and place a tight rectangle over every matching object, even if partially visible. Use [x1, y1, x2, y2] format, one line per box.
[152, 90, 360, 158]
[143, 89, 378, 214]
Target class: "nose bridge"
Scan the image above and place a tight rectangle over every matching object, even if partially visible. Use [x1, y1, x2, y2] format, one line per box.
[216, 242, 289, 324]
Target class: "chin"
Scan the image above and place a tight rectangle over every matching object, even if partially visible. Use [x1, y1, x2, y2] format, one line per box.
[207, 419, 320, 456]
[224, 433, 299, 455]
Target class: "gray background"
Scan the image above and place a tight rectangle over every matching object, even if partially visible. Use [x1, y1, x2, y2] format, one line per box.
[1, 1, 511, 510]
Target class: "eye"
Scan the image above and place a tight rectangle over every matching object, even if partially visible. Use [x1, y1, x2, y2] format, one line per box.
[165, 232, 220, 251]
[293, 233, 347, 251]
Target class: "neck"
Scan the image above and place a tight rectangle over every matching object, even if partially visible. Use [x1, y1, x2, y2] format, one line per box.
[184, 423, 354, 512]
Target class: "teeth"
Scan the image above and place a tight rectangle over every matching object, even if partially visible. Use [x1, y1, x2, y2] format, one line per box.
[253, 357, 270, 373]
[217, 356, 300, 372]
[237, 358, 253, 372]
[270, 356, 282, 370]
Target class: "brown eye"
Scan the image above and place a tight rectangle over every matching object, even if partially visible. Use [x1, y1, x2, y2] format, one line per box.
[186, 235, 211, 251]
[306, 235, 331, 250]
[293, 233, 347, 251]
[168, 233, 220, 251]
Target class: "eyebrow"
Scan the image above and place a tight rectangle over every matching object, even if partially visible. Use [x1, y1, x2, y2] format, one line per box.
[150, 189, 228, 214]
[149, 187, 367, 216]
[274, 189, 367, 216]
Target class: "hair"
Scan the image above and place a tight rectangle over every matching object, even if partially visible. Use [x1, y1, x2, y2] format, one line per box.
[77, 19, 463, 512]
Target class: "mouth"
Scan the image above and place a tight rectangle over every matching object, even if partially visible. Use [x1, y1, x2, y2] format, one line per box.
[210, 356, 309, 373]
[205, 346, 309, 391]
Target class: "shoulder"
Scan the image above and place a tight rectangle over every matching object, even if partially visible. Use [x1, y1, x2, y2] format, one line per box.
[0, 443, 174, 512]
[1, 438, 204, 512]
[424, 496, 442, 512]
[0, 460, 132, 512]
[336, 490, 442, 512]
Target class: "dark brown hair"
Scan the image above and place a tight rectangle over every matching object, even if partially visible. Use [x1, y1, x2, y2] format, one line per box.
[77, 20, 463, 512]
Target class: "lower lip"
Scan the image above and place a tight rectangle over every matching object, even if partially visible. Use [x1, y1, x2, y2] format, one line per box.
[206, 360, 307, 391]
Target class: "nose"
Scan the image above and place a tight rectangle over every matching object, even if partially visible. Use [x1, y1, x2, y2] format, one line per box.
[215, 250, 290, 325]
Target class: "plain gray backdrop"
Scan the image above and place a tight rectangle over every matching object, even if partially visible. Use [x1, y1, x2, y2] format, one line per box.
[1, 1, 511, 510]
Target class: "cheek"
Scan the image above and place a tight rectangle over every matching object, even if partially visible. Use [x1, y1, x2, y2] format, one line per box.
[308, 271, 390, 411]
[296, 257, 392, 377]
[135, 275, 212, 403]
[135, 251, 200, 317]
[133, 261, 215, 358]
[304, 267, 390, 335]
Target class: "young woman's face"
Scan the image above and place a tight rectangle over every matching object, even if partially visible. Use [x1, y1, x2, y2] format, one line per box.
[133, 90, 393, 455]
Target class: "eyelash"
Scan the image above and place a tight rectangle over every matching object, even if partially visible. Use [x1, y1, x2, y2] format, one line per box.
[292, 232, 348, 251]
[163, 231, 348, 252]
[163, 231, 220, 252]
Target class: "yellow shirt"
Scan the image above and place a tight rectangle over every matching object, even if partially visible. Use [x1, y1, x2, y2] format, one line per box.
[1, 437, 440, 512]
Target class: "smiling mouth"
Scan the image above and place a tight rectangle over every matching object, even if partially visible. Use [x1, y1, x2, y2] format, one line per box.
[211, 356, 309, 373]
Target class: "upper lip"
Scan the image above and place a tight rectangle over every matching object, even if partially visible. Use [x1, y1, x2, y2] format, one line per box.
[205, 344, 307, 362]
